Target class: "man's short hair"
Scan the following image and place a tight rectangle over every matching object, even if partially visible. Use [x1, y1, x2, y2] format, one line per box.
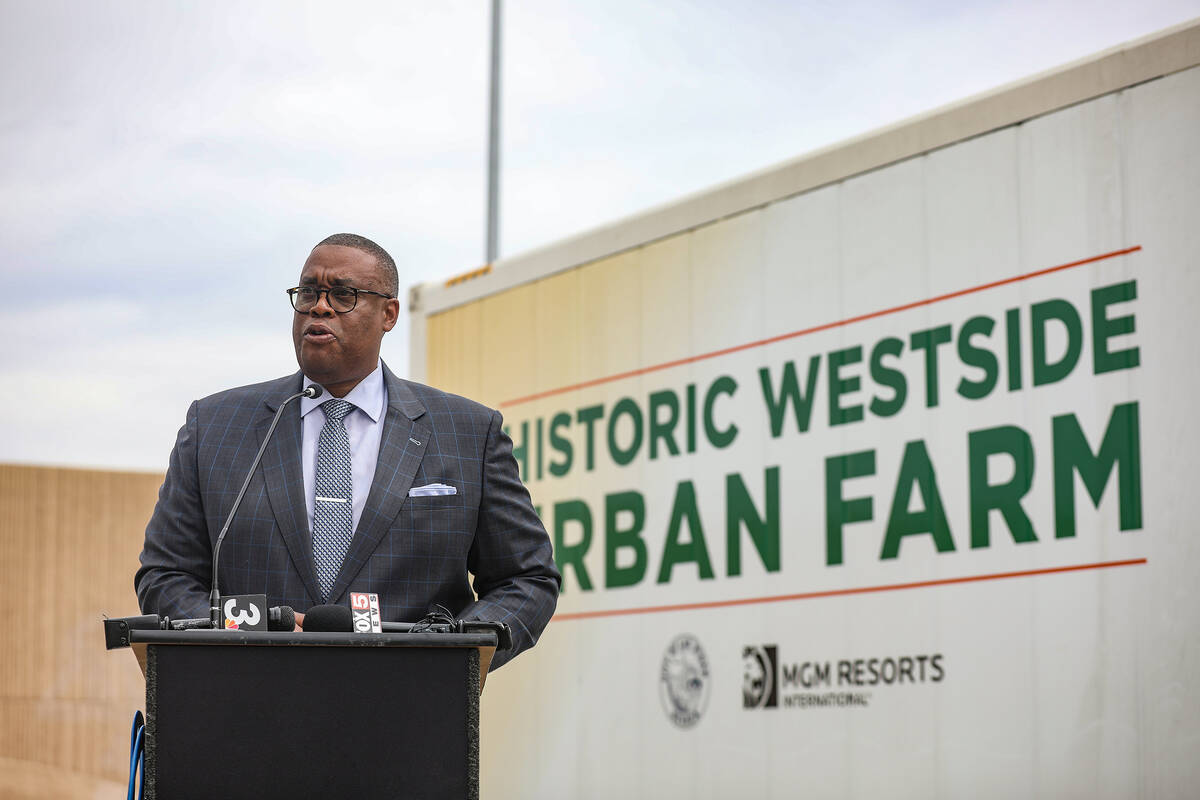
[315, 233, 399, 297]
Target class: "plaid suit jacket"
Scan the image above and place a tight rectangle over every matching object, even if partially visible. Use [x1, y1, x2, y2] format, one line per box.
[135, 363, 561, 669]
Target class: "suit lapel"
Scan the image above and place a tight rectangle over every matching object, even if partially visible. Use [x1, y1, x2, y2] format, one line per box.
[258, 374, 322, 604]
[327, 366, 429, 603]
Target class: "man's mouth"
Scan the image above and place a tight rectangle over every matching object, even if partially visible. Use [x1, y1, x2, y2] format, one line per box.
[304, 324, 336, 344]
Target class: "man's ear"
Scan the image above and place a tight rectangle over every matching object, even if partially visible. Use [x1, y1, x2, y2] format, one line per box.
[382, 297, 400, 332]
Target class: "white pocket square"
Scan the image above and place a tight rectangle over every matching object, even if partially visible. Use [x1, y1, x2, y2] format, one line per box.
[409, 483, 457, 497]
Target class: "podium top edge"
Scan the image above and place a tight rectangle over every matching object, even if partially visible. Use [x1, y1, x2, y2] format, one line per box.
[128, 629, 498, 648]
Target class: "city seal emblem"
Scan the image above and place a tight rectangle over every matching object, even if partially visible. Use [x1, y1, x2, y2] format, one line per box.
[659, 634, 711, 729]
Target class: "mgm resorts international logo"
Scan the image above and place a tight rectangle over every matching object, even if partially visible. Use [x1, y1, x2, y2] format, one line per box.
[743, 645, 779, 709]
[744, 643, 946, 710]
[659, 634, 711, 729]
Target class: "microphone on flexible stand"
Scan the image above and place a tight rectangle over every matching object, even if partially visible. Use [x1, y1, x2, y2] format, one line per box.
[208, 384, 323, 630]
[170, 606, 296, 631]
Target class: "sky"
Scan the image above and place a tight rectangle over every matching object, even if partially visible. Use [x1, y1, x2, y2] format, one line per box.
[1, 0, 1197, 472]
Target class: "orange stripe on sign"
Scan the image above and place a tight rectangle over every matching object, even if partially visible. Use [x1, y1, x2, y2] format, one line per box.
[500, 245, 1142, 408]
[551, 558, 1147, 622]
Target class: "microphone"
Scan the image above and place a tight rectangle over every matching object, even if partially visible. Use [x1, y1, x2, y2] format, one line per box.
[268, 605, 296, 632]
[209, 384, 323, 629]
[170, 605, 296, 631]
[302, 604, 353, 632]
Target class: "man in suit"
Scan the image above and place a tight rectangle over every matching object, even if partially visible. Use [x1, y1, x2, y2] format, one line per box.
[136, 233, 560, 669]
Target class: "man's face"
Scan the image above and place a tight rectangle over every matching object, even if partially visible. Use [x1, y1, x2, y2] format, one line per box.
[291, 244, 399, 396]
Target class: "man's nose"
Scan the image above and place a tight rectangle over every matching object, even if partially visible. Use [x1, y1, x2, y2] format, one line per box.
[310, 289, 336, 315]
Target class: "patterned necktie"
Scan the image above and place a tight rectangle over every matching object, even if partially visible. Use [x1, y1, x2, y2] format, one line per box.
[313, 398, 354, 601]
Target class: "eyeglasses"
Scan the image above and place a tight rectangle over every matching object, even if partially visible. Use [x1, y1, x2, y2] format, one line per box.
[286, 285, 395, 313]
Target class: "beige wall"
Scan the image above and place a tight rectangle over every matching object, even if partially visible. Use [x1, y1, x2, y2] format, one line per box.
[426, 230, 693, 410]
[422, 62, 1200, 798]
[0, 465, 160, 797]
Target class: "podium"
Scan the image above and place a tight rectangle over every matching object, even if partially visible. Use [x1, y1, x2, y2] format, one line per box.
[126, 628, 497, 800]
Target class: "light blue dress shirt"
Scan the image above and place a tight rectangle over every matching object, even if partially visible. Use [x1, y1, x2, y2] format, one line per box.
[300, 361, 387, 535]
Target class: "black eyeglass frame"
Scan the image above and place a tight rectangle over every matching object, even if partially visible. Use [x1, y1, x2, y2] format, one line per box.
[286, 285, 396, 313]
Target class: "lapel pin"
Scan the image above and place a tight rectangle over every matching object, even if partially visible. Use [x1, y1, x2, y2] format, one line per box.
[409, 438, 422, 446]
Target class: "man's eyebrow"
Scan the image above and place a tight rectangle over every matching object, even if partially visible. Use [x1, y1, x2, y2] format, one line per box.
[298, 276, 359, 286]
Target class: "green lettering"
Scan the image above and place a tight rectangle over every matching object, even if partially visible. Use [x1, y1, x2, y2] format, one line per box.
[607, 398, 643, 467]
[957, 315, 999, 400]
[825, 450, 875, 566]
[605, 491, 647, 588]
[828, 347, 864, 426]
[506, 420, 530, 480]
[648, 390, 681, 460]
[703, 376, 739, 449]
[553, 499, 593, 592]
[1052, 402, 1142, 538]
[759, 357, 820, 436]
[910, 325, 953, 408]
[576, 405, 604, 471]
[1091, 280, 1140, 374]
[1006, 307, 1022, 391]
[1031, 298, 1082, 386]
[548, 412, 573, 478]
[535, 416, 544, 480]
[968, 425, 1036, 548]
[869, 337, 906, 417]
[882, 440, 955, 559]
[686, 384, 697, 453]
[726, 468, 781, 576]
[657, 481, 715, 583]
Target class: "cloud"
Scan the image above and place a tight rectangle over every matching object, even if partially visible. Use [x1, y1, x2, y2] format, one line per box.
[497, 0, 1200, 254]
[1, 0, 1197, 469]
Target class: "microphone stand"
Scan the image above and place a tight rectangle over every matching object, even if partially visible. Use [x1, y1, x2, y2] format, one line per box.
[209, 385, 322, 629]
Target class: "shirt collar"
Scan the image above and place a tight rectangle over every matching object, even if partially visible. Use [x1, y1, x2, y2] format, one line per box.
[300, 360, 386, 423]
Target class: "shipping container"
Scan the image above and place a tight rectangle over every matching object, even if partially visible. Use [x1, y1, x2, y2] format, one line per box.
[409, 20, 1200, 799]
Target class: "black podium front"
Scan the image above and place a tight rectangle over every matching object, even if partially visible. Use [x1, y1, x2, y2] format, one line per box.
[128, 629, 496, 800]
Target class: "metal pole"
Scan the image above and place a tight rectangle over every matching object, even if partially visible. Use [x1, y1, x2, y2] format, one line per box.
[486, 0, 502, 264]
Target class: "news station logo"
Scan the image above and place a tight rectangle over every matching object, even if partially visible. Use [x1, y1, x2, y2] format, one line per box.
[350, 592, 383, 633]
[743, 645, 778, 709]
[221, 594, 267, 631]
[659, 634, 711, 729]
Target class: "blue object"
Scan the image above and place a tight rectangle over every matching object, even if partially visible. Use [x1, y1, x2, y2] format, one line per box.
[127, 710, 145, 800]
